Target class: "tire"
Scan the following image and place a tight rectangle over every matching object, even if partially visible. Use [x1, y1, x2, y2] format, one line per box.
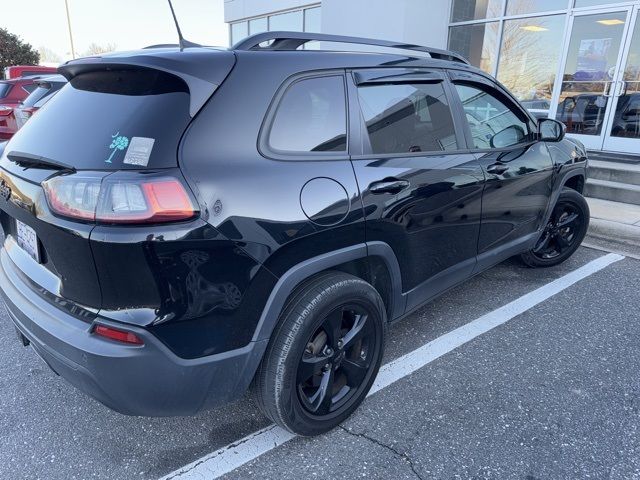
[253, 271, 386, 436]
[520, 187, 590, 268]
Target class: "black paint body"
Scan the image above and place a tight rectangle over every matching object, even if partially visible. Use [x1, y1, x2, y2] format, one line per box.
[0, 45, 588, 415]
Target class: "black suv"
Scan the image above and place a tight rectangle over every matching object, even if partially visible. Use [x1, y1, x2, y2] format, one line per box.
[0, 32, 589, 436]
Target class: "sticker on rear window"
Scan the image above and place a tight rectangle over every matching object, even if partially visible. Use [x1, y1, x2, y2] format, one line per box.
[123, 137, 155, 167]
[106, 132, 129, 164]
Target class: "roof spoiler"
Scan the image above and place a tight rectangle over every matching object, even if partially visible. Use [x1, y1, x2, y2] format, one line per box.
[58, 50, 236, 117]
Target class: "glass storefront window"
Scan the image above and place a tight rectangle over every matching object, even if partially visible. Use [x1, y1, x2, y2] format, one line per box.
[611, 15, 640, 140]
[269, 10, 303, 32]
[451, 0, 503, 22]
[506, 0, 566, 15]
[497, 15, 566, 110]
[231, 21, 248, 45]
[304, 7, 321, 33]
[574, 0, 625, 8]
[449, 22, 499, 74]
[555, 12, 626, 135]
[249, 17, 267, 35]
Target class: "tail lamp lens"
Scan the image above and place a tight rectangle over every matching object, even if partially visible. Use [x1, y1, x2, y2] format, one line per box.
[94, 325, 144, 345]
[42, 174, 197, 224]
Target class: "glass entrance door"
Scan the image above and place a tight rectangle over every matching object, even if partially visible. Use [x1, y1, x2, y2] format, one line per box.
[603, 7, 640, 153]
[553, 8, 632, 150]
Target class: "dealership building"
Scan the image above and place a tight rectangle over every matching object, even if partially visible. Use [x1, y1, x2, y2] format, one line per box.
[225, 0, 640, 161]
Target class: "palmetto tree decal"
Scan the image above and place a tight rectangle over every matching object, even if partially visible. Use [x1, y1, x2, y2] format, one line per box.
[106, 132, 129, 163]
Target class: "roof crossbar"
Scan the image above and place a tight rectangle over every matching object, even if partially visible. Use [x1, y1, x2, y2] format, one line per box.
[232, 31, 469, 64]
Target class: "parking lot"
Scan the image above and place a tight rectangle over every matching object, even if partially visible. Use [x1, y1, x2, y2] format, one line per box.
[1, 245, 639, 480]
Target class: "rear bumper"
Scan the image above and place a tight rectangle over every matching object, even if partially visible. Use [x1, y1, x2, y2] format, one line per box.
[0, 246, 267, 416]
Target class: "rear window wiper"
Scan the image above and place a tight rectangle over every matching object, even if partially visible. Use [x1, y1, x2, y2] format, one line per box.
[7, 151, 76, 173]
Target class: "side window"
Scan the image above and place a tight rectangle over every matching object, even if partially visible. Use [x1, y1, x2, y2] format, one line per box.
[357, 82, 458, 154]
[268, 75, 347, 154]
[454, 83, 531, 149]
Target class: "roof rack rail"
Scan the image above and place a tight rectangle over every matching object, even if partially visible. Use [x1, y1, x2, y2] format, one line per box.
[232, 31, 469, 64]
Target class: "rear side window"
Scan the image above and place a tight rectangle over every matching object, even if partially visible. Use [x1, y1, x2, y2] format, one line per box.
[22, 85, 52, 108]
[454, 83, 531, 149]
[7, 69, 191, 170]
[22, 84, 38, 94]
[268, 75, 347, 154]
[357, 82, 458, 154]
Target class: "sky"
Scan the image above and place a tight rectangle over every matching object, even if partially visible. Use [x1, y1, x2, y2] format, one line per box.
[1, 0, 229, 64]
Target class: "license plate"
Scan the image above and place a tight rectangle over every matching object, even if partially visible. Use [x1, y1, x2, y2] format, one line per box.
[16, 219, 40, 263]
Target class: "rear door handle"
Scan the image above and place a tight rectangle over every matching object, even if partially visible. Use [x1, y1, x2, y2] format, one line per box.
[486, 163, 509, 175]
[369, 179, 410, 195]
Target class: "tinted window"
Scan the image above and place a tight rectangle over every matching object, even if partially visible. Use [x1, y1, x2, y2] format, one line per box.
[22, 84, 38, 94]
[0, 83, 11, 98]
[269, 76, 347, 153]
[454, 83, 530, 149]
[22, 85, 52, 107]
[7, 69, 191, 169]
[357, 82, 458, 154]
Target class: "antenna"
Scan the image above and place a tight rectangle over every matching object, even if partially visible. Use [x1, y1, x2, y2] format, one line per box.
[167, 0, 200, 51]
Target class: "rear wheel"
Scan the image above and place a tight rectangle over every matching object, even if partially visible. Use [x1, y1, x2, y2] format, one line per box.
[253, 272, 386, 436]
[520, 188, 589, 268]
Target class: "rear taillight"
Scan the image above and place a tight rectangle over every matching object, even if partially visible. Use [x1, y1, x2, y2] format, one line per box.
[93, 325, 144, 345]
[0, 106, 12, 117]
[42, 172, 198, 224]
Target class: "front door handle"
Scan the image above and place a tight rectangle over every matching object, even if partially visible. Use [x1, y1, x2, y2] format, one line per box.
[486, 163, 509, 175]
[369, 179, 410, 195]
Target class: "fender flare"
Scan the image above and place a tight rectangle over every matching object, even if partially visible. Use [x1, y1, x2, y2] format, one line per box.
[251, 241, 404, 344]
[540, 165, 587, 233]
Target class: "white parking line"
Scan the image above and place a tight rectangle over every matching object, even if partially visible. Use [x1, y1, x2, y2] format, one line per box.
[161, 253, 625, 480]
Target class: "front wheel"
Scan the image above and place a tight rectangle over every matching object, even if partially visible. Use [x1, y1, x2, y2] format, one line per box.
[253, 272, 386, 436]
[520, 187, 590, 268]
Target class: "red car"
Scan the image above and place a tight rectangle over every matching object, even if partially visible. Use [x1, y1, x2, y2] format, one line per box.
[0, 77, 41, 108]
[3, 65, 57, 80]
[0, 75, 66, 140]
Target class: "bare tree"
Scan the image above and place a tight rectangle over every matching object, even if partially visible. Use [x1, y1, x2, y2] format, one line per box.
[82, 42, 118, 56]
[38, 46, 62, 64]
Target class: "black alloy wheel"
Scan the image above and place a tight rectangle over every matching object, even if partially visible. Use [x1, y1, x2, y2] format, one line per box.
[297, 304, 375, 416]
[521, 187, 589, 268]
[532, 203, 582, 259]
[253, 272, 386, 436]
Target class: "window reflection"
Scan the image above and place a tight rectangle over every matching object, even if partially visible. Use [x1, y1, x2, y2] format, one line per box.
[451, 0, 503, 22]
[611, 16, 640, 139]
[555, 12, 625, 136]
[357, 83, 459, 154]
[269, 76, 347, 153]
[249, 17, 267, 35]
[269, 10, 303, 31]
[497, 15, 565, 110]
[230, 22, 248, 45]
[506, 0, 564, 15]
[449, 22, 499, 74]
[304, 7, 321, 33]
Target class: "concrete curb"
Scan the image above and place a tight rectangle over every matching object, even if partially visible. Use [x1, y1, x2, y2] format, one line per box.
[587, 218, 640, 247]
[584, 218, 640, 258]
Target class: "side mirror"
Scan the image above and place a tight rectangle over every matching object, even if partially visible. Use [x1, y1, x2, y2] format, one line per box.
[490, 125, 526, 149]
[538, 118, 566, 142]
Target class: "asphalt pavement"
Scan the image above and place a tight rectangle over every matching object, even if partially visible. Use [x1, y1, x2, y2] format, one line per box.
[1, 246, 638, 480]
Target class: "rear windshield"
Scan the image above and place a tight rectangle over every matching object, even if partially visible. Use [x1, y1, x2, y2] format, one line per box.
[6, 69, 191, 169]
[0, 83, 11, 99]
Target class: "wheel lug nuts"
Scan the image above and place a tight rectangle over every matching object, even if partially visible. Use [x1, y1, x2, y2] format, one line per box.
[326, 348, 333, 356]
[360, 350, 366, 360]
[337, 340, 343, 349]
[324, 363, 331, 371]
